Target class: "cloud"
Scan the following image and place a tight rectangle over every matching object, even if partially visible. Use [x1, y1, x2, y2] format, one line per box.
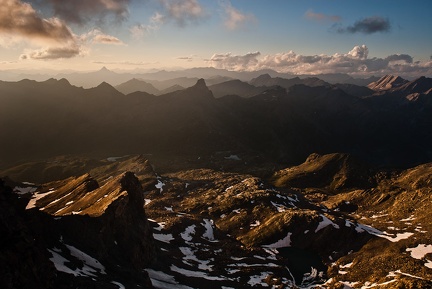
[0, 0, 85, 59]
[221, 1, 256, 30]
[20, 45, 83, 60]
[177, 56, 193, 61]
[82, 29, 125, 45]
[208, 45, 432, 77]
[93, 34, 124, 45]
[0, 0, 75, 44]
[305, 10, 341, 22]
[159, 0, 207, 27]
[27, 0, 131, 25]
[337, 16, 391, 34]
[130, 12, 164, 39]
[347, 45, 368, 59]
[209, 51, 261, 71]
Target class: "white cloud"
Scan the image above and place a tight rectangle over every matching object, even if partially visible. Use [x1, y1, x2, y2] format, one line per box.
[209, 51, 261, 71]
[208, 45, 432, 77]
[221, 1, 256, 30]
[81, 29, 125, 45]
[20, 45, 83, 60]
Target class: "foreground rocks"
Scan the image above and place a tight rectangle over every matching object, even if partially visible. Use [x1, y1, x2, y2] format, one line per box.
[1, 154, 432, 288]
[0, 159, 157, 289]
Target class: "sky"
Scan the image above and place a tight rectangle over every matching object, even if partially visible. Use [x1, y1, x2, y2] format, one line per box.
[0, 0, 431, 77]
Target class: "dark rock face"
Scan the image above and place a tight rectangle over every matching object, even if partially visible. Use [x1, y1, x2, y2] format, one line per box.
[0, 169, 157, 288]
[53, 173, 156, 272]
[0, 180, 57, 289]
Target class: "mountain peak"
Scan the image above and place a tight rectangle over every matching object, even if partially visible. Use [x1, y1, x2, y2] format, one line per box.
[367, 74, 408, 91]
[398, 75, 432, 94]
[194, 78, 207, 88]
[95, 81, 119, 93]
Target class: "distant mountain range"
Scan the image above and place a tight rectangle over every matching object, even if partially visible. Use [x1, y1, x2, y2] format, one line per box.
[0, 66, 381, 89]
[1, 74, 431, 169]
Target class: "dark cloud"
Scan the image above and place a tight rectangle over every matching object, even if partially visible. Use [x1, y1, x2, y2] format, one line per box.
[28, 0, 132, 25]
[0, 0, 74, 43]
[338, 16, 391, 34]
[385, 54, 413, 64]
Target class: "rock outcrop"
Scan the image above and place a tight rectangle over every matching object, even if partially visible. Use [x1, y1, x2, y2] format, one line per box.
[0, 165, 157, 288]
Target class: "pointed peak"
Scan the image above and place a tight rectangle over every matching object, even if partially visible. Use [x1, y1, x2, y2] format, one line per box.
[252, 74, 272, 82]
[99, 66, 111, 73]
[194, 78, 207, 88]
[96, 81, 116, 90]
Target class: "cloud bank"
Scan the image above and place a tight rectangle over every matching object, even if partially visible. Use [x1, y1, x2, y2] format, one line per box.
[0, 0, 74, 44]
[1, 0, 125, 60]
[208, 45, 432, 77]
[337, 16, 391, 34]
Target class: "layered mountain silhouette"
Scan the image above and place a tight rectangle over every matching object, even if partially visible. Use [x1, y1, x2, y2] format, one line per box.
[1, 75, 432, 169]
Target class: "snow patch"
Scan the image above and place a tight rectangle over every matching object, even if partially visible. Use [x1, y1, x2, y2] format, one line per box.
[356, 224, 414, 242]
[247, 272, 269, 287]
[155, 178, 165, 192]
[47, 245, 106, 277]
[271, 201, 287, 212]
[13, 186, 37, 195]
[65, 244, 106, 274]
[153, 233, 174, 243]
[264, 232, 292, 248]
[315, 214, 340, 233]
[180, 246, 213, 271]
[406, 244, 432, 268]
[26, 189, 56, 209]
[170, 265, 227, 281]
[180, 225, 196, 242]
[250, 220, 261, 228]
[202, 219, 216, 241]
[146, 269, 194, 289]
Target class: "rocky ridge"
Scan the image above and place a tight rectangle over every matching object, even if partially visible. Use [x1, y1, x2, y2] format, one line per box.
[1, 159, 158, 289]
[3, 154, 432, 288]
